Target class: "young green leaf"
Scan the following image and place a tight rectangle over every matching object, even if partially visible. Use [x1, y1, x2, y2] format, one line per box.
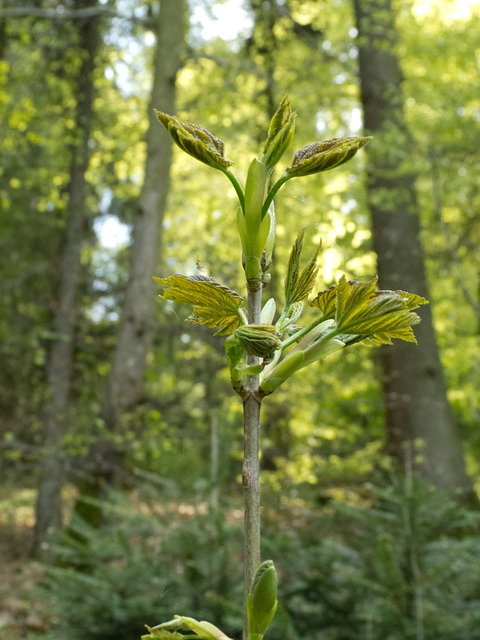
[277, 230, 320, 332]
[284, 229, 320, 306]
[285, 136, 372, 177]
[311, 276, 428, 345]
[309, 283, 337, 320]
[154, 110, 233, 172]
[154, 274, 245, 336]
[143, 616, 234, 640]
[261, 95, 296, 171]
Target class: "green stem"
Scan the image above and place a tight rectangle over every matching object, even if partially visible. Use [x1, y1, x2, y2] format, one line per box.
[261, 173, 289, 219]
[242, 279, 263, 640]
[225, 168, 245, 212]
[280, 314, 329, 350]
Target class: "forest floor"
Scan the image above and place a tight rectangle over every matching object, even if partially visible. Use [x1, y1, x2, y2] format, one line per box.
[0, 489, 52, 640]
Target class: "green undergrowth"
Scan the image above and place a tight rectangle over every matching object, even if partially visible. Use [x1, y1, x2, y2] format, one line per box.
[3, 473, 478, 640]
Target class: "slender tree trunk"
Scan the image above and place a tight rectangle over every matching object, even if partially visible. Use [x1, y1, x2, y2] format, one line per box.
[352, 0, 471, 491]
[33, 0, 100, 557]
[75, 0, 186, 513]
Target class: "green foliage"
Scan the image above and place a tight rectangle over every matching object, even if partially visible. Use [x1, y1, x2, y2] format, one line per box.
[155, 98, 424, 401]
[42, 486, 243, 640]
[153, 87, 428, 640]
[311, 276, 428, 345]
[154, 274, 246, 336]
[263, 477, 480, 640]
[143, 615, 234, 640]
[41, 478, 480, 640]
[2, 2, 479, 639]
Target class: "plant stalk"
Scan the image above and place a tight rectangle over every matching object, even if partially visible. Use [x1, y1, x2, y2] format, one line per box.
[242, 278, 263, 640]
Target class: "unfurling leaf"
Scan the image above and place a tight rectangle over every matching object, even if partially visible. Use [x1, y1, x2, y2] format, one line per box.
[262, 96, 296, 171]
[154, 110, 233, 172]
[276, 230, 320, 332]
[153, 274, 245, 336]
[286, 136, 371, 177]
[143, 616, 234, 640]
[284, 229, 320, 306]
[311, 275, 428, 345]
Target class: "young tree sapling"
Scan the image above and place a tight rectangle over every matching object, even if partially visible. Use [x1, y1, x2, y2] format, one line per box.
[143, 97, 427, 640]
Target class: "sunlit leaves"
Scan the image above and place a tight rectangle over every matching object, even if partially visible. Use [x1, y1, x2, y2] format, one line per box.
[153, 274, 245, 336]
[311, 276, 428, 345]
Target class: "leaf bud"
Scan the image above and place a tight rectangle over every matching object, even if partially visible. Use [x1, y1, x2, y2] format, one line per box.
[242, 158, 269, 283]
[261, 204, 276, 274]
[286, 136, 372, 178]
[247, 560, 278, 639]
[235, 325, 281, 360]
[260, 298, 276, 325]
[154, 110, 233, 172]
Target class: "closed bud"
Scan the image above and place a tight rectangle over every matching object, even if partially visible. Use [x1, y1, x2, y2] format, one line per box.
[286, 136, 372, 178]
[261, 205, 276, 274]
[154, 110, 233, 172]
[260, 298, 276, 325]
[235, 325, 281, 360]
[247, 560, 278, 639]
[243, 158, 269, 283]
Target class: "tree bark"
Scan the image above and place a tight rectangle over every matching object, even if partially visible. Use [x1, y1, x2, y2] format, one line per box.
[76, 0, 186, 505]
[352, 0, 471, 491]
[33, 0, 100, 557]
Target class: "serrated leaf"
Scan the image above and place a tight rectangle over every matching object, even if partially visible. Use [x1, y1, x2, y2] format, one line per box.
[142, 629, 186, 640]
[312, 276, 428, 345]
[154, 274, 245, 336]
[310, 284, 337, 319]
[285, 230, 320, 307]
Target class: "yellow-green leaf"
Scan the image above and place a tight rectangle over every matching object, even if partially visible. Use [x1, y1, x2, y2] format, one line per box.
[310, 284, 337, 319]
[154, 274, 245, 336]
[285, 230, 320, 307]
[311, 276, 428, 345]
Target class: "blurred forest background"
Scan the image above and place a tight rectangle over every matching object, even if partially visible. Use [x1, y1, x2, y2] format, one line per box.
[1, 0, 480, 639]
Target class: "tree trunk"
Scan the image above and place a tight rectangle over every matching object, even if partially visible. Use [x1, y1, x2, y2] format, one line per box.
[352, 0, 471, 491]
[76, 0, 186, 509]
[33, 0, 100, 557]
